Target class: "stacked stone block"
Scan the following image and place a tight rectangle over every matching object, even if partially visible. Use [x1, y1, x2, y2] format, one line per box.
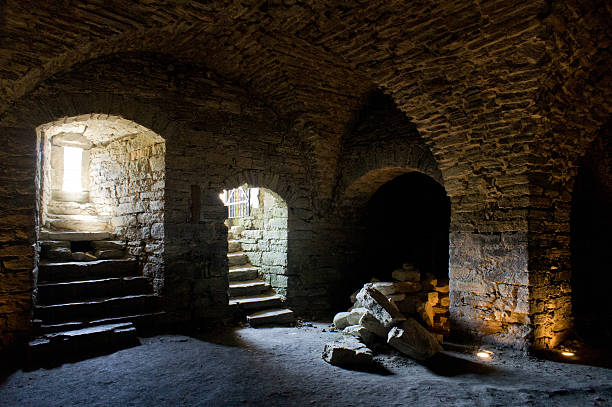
[89, 133, 165, 292]
[226, 188, 289, 297]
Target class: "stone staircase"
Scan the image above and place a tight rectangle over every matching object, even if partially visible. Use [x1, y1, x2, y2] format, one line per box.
[29, 230, 163, 363]
[44, 200, 111, 233]
[227, 226, 294, 327]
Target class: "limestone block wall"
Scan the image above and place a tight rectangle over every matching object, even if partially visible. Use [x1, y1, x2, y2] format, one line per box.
[227, 188, 289, 297]
[88, 134, 165, 290]
[330, 94, 534, 349]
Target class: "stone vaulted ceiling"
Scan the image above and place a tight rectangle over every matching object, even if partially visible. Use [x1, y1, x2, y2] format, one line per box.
[0, 0, 610, 199]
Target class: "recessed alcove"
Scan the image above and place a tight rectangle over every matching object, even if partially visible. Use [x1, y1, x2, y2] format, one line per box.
[570, 138, 612, 345]
[37, 115, 166, 289]
[364, 171, 451, 282]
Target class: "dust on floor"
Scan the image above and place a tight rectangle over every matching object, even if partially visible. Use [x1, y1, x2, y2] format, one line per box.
[1, 323, 610, 407]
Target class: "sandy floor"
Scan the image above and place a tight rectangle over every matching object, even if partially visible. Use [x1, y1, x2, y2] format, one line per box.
[1, 323, 611, 407]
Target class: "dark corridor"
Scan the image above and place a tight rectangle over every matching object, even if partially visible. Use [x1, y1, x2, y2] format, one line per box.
[364, 172, 451, 281]
[571, 160, 612, 345]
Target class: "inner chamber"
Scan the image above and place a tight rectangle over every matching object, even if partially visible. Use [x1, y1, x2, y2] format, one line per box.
[364, 172, 451, 282]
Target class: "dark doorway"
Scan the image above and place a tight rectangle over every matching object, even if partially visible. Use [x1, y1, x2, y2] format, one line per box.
[364, 172, 451, 281]
[570, 159, 612, 345]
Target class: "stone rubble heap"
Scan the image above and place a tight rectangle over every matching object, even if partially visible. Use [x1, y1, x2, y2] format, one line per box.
[322, 264, 450, 367]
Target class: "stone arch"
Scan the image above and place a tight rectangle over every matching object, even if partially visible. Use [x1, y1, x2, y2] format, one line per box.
[35, 113, 167, 290]
[0, 90, 184, 349]
[333, 90, 444, 215]
[221, 169, 305, 209]
[218, 169, 313, 307]
[338, 163, 443, 215]
[1, 94, 180, 141]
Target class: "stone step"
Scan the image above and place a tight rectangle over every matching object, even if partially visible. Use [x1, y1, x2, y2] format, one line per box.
[91, 240, 126, 251]
[37, 276, 151, 305]
[38, 311, 167, 335]
[40, 240, 126, 262]
[45, 214, 110, 232]
[38, 259, 139, 283]
[39, 231, 114, 241]
[47, 201, 98, 216]
[228, 240, 242, 253]
[34, 294, 159, 324]
[229, 279, 268, 297]
[92, 240, 127, 259]
[229, 293, 282, 311]
[28, 322, 139, 364]
[228, 226, 244, 241]
[227, 252, 249, 267]
[40, 240, 73, 261]
[247, 308, 295, 327]
[228, 266, 259, 282]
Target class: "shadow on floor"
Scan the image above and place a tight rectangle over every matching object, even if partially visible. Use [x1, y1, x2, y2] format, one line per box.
[186, 326, 252, 348]
[337, 361, 394, 376]
[533, 347, 612, 369]
[423, 352, 499, 377]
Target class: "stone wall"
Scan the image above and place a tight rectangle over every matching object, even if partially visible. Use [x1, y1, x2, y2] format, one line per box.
[0, 0, 609, 352]
[330, 94, 534, 349]
[227, 188, 289, 297]
[89, 133, 165, 291]
[0, 127, 37, 350]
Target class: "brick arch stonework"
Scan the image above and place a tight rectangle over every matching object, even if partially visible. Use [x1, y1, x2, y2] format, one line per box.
[0, 60, 315, 349]
[218, 169, 314, 309]
[0, 93, 186, 349]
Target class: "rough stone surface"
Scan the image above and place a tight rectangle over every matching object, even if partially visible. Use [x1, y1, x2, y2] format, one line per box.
[356, 285, 405, 328]
[226, 188, 288, 297]
[387, 319, 443, 361]
[332, 312, 351, 331]
[322, 336, 374, 367]
[0, 0, 609, 351]
[346, 307, 367, 326]
[358, 310, 390, 339]
[1, 326, 611, 406]
[342, 324, 377, 346]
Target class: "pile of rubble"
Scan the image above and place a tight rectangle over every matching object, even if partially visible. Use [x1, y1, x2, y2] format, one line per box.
[322, 264, 450, 367]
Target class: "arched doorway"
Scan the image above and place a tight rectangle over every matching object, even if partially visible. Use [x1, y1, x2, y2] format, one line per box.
[570, 136, 612, 345]
[33, 115, 165, 351]
[365, 172, 450, 282]
[218, 184, 293, 326]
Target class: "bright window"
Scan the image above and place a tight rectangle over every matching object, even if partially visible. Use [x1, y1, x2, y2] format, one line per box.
[63, 146, 82, 192]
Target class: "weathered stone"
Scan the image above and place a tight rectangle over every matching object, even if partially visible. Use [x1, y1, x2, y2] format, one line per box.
[392, 269, 420, 282]
[371, 281, 421, 295]
[91, 240, 125, 250]
[435, 282, 450, 294]
[417, 302, 434, 327]
[322, 336, 374, 367]
[343, 324, 377, 346]
[333, 312, 351, 330]
[387, 319, 443, 361]
[95, 249, 125, 259]
[43, 247, 73, 261]
[349, 289, 360, 304]
[439, 294, 450, 307]
[40, 240, 70, 250]
[356, 285, 406, 328]
[358, 310, 390, 338]
[0, 0, 606, 352]
[71, 252, 97, 262]
[346, 307, 367, 326]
